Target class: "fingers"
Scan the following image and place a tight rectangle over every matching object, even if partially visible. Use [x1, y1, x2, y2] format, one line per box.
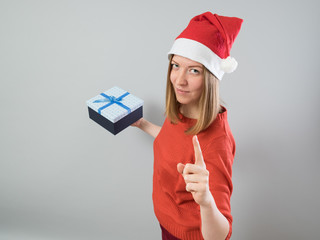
[182, 163, 205, 175]
[185, 182, 207, 193]
[176, 136, 211, 205]
[177, 136, 205, 174]
[183, 172, 208, 184]
[177, 163, 185, 174]
[177, 163, 209, 191]
[130, 120, 139, 127]
[131, 118, 143, 127]
[177, 162, 205, 175]
[192, 135, 206, 168]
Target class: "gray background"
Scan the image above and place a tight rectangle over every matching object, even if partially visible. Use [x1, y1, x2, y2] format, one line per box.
[0, 0, 319, 239]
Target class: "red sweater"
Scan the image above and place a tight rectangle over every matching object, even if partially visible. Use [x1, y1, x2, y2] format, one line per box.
[153, 106, 235, 240]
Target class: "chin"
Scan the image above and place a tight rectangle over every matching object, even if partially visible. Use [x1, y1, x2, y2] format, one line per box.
[175, 95, 192, 105]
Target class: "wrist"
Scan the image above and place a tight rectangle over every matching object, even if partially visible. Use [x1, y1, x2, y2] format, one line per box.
[139, 118, 146, 129]
[200, 193, 216, 210]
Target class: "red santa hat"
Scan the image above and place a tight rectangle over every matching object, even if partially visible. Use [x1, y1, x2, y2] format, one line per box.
[168, 12, 243, 80]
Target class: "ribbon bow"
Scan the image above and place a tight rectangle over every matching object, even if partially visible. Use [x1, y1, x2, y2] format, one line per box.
[93, 92, 131, 114]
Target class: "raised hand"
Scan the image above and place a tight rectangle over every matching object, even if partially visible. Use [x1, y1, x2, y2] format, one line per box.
[177, 135, 212, 207]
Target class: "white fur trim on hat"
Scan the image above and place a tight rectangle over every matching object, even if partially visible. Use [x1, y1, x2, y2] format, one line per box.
[168, 38, 225, 80]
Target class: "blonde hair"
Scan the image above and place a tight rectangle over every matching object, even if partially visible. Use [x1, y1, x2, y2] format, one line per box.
[165, 55, 222, 135]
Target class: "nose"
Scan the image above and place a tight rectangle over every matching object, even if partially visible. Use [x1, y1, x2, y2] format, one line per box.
[175, 69, 187, 86]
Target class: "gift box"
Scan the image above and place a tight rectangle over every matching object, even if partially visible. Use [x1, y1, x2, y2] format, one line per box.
[86, 86, 143, 135]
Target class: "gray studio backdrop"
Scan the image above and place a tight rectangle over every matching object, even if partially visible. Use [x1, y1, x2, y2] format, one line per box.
[1, 0, 319, 239]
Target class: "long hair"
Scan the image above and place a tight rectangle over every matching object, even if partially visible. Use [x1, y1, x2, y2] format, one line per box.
[165, 55, 222, 135]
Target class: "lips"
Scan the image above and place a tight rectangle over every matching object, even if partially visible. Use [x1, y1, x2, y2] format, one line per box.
[176, 87, 189, 94]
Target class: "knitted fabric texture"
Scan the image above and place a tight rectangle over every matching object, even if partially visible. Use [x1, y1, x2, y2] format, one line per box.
[153, 106, 235, 240]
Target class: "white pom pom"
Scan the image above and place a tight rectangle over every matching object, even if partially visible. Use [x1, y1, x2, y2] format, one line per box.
[220, 56, 238, 73]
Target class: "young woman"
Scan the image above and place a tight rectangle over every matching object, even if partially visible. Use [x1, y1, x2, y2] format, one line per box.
[132, 12, 243, 240]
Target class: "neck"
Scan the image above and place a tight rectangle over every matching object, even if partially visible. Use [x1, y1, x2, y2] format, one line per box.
[180, 103, 200, 119]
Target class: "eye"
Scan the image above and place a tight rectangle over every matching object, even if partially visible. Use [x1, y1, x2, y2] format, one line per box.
[171, 63, 179, 69]
[190, 68, 200, 74]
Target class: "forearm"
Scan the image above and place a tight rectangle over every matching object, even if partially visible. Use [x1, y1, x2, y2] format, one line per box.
[138, 118, 161, 138]
[200, 194, 229, 240]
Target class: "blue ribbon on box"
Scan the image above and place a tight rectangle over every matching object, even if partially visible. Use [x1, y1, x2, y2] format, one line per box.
[93, 92, 131, 114]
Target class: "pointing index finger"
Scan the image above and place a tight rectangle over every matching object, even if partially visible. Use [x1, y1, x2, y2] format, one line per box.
[193, 135, 206, 168]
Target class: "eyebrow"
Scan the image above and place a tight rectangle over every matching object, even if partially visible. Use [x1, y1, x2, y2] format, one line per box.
[171, 60, 203, 68]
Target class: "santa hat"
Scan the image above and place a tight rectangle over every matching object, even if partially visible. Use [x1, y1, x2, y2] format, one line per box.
[168, 12, 243, 80]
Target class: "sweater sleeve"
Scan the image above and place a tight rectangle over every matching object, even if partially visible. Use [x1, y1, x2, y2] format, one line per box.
[202, 134, 235, 240]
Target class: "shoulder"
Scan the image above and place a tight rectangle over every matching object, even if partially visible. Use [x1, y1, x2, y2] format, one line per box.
[200, 106, 230, 142]
[199, 106, 235, 159]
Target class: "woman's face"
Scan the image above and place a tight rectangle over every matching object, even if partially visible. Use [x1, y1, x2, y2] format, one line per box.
[170, 55, 204, 107]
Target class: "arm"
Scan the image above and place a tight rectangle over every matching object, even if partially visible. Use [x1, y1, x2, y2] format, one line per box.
[131, 118, 161, 138]
[177, 136, 230, 240]
[200, 195, 229, 240]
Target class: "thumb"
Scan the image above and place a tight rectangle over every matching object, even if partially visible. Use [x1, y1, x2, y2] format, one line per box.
[193, 135, 206, 168]
[177, 163, 185, 174]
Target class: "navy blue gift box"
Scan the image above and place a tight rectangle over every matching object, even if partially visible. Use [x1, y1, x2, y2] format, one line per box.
[86, 86, 143, 135]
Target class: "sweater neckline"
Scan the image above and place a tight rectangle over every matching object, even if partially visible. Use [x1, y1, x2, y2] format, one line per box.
[178, 105, 227, 125]
[178, 112, 197, 125]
